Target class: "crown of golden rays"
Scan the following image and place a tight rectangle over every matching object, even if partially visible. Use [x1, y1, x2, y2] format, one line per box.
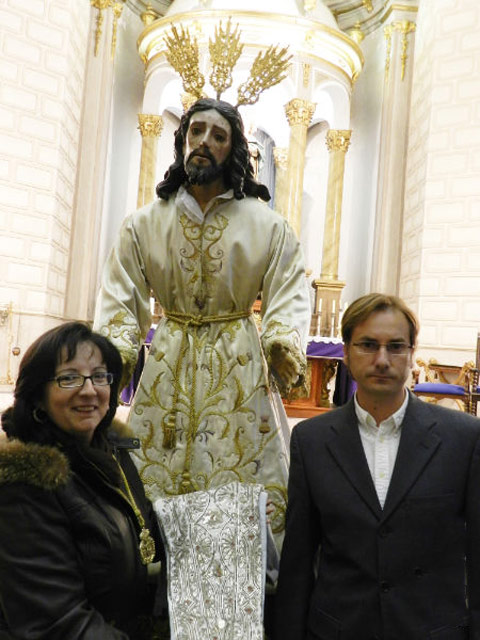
[163, 18, 292, 107]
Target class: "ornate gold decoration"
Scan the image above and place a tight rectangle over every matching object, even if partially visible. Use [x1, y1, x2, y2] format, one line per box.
[209, 18, 243, 99]
[163, 21, 291, 107]
[91, 0, 112, 57]
[141, 2, 158, 27]
[363, 0, 374, 12]
[115, 455, 156, 565]
[237, 45, 291, 106]
[326, 129, 351, 153]
[110, 2, 124, 59]
[384, 20, 416, 82]
[348, 21, 365, 45]
[181, 92, 199, 112]
[285, 98, 316, 127]
[164, 24, 206, 98]
[90, 0, 126, 61]
[137, 113, 163, 137]
[384, 24, 393, 80]
[302, 62, 311, 88]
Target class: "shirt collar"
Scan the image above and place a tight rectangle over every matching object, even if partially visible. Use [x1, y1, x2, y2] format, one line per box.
[354, 389, 409, 434]
[176, 184, 234, 224]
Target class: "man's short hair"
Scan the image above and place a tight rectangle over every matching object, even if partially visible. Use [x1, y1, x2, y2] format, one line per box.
[341, 293, 419, 347]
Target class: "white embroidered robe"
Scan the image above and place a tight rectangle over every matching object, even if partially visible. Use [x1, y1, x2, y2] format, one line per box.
[94, 191, 310, 548]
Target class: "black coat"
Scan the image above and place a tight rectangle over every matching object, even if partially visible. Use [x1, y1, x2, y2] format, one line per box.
[0, 422, 163, 639]
[275, 394, 480, 640]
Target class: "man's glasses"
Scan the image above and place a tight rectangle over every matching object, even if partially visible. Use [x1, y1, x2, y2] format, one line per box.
[50, 372, 114, 388]
[352, 341, 412, 357]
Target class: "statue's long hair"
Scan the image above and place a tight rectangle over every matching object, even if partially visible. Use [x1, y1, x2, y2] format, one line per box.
[156, 98, 271, 202]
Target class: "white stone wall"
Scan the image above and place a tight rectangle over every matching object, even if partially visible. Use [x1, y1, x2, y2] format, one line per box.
[401, 0, 480, 364]
[0, 0, 90, 383]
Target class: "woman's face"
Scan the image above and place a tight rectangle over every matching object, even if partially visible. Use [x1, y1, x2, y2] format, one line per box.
[40, 341, 110, 445]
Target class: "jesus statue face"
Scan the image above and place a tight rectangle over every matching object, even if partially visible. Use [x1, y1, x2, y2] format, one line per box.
[183, 109, 232, 185]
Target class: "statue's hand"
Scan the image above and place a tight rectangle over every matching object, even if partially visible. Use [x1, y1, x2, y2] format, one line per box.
[268, 343, 302, 391]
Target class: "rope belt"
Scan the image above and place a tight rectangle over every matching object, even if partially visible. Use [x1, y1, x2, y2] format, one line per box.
[164, 309, 251, 326]
[161, 309, 252, 476]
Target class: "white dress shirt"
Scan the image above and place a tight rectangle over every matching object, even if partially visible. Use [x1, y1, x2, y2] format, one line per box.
[354, 391, 409, 508]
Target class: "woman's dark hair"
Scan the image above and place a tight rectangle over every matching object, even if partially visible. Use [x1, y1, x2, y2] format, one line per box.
[1, 322, 123, 447]
[156, 98, 271, 202]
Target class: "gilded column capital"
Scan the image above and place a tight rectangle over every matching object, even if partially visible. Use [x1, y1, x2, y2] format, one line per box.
[273, 147, 288, 171]
[384, 20, 416, 81]
[137, 114, 163, 137]
[326, 129, 352, 153]
[285, 99, 316, 128]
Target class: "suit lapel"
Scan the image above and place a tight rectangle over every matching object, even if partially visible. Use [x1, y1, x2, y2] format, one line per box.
[382, 393, 441, 520]
[326, 400, 383, 520]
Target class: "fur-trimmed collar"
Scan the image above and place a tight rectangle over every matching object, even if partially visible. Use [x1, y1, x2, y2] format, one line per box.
[0, 419, 131, 490]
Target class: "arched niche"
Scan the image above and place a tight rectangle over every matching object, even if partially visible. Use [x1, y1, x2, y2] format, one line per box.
[311, 81, 352, 130]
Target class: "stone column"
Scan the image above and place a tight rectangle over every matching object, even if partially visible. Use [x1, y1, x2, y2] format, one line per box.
[312, 129, 351, 337]
[137, 114, 163, 208]
[64, 7, 115, 322]
[370, 6, 419, 293]
[284, 99, 315, 237]
[273, 146, 288, 217]
[321, 129, 351, 281]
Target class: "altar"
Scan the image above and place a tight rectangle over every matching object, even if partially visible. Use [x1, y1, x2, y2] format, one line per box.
[282, 337, 355, 419]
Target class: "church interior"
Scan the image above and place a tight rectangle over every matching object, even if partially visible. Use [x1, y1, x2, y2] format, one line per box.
[1, 0, 480, 414]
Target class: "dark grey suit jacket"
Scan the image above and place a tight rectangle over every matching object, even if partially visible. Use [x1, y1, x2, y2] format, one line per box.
[275, 393, 480, 640]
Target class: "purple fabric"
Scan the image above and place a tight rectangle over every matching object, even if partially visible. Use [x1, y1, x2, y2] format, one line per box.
[307, 341, 344, 359]
[413, 382, 465, 395]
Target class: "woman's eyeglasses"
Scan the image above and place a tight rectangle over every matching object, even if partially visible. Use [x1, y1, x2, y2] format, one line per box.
[49, 372, 114, 388]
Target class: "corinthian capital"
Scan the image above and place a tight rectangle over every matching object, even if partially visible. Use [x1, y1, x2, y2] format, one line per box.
[137, 114, 164, 137]
[326, 129, 352, 153]
[285, 99, 316, 127]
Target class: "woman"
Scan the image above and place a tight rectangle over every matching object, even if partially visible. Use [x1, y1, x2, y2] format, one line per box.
[0, 322, 165, 639]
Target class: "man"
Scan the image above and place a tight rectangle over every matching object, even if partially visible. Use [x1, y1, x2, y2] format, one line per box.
[94, 98, 310, 548]
[275, 293, 480, 640]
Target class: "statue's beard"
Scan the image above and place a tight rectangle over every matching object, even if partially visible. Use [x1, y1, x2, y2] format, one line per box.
[185, 150, 226, 185]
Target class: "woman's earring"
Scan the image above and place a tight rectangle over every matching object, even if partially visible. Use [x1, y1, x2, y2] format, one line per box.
[33, 407, 47, 424]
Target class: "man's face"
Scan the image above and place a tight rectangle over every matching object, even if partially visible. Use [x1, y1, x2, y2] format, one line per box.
[344, 308, 414, 407]
[183, 109, 232, 185]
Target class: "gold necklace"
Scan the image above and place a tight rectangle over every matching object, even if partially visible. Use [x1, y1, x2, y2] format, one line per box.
[114, 456, 156, 565]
